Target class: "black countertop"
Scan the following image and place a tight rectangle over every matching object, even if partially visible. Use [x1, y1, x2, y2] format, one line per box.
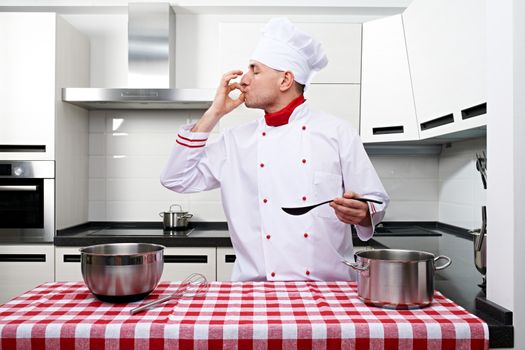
[55, 221, 513, 348]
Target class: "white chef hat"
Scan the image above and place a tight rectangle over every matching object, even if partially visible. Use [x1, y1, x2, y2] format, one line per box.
[250, 17, 328, 87]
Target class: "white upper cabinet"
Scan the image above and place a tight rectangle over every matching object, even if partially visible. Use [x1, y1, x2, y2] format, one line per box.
[360, 14, 419, 142]
[0, 13, 56, 159]
[403, 0, 486, 139]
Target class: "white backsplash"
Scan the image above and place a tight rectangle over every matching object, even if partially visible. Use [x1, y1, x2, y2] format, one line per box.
[437, 138, 487, 229]
[88, 111, 485, 228]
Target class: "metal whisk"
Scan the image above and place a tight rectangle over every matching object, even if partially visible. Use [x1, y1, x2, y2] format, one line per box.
[130, 272, 208, 315]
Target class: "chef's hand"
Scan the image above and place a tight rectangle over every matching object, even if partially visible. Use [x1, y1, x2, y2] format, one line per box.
[330, 192, 372, 226]
[191, 70, 245, 132]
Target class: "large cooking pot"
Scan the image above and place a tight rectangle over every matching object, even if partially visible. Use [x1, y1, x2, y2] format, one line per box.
[159, 204, 193, 231]
[80, 243, 165, 303]
[343, 249, 451, 308]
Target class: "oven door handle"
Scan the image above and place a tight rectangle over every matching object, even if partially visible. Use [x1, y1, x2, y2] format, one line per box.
[0, 185, 38, 191]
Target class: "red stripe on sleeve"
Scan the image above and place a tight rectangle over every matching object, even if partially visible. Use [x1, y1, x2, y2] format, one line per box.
[177, 134, 208, 142]
[176, 140, 206, 148]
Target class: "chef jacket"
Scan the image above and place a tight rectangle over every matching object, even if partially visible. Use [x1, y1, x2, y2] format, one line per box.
[161, 102, 389, 281]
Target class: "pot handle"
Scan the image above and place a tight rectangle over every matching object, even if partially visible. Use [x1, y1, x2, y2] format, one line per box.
[342, 259, 369, 271]
[169, 204, 182, 212]
[183, 213, 193, 219]
[159, 212, 164, 217]
[434, 255, 452, 270]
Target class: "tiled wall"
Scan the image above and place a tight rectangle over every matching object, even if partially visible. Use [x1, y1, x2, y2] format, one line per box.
[437, 138, 486, 229]
[88, 111, 485, 227]
[88, 109, 443, 223]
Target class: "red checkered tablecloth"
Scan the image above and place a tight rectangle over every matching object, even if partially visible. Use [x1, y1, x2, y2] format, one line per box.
[0, 281, 488, 350]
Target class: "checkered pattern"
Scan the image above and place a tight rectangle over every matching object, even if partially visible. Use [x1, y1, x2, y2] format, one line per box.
[0, 281, 488, 350]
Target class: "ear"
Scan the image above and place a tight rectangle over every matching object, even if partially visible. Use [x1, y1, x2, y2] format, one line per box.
[279, 71, 296, 92]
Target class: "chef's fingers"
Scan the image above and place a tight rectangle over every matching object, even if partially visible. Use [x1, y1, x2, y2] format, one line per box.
[330, 202, 367, 223]
[230, 93, 245, 108]
[343, 191, 360, 199]
[332, 196, 368, 210]
[228, 82, 242, 92]
[221, 70, 243, 86]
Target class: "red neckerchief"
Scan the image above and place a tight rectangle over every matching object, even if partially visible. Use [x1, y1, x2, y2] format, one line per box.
[264, 95, 306, 127]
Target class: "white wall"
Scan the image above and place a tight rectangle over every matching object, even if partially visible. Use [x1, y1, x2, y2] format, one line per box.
[437, 138, 486, 229]
[487, 0, 525, 348]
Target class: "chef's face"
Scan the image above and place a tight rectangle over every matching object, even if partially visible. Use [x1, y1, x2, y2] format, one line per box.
[240, 60, 283, 110]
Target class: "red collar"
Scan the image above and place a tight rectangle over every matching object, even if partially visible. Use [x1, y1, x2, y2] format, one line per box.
[264, 95, 306, 127]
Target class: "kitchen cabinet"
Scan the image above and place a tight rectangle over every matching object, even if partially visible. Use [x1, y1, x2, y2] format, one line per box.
[219, 20, 361, 130]
[216, 247, 236, 281]
[162, 247, 216, 282]
[0, 245, 54, 304]
[0, 13, 55, 159]
[360, 14, 419, 142]
[55, 247, 83, 282]
[55, 246, 218, 282]
[402, 0, 486, 139]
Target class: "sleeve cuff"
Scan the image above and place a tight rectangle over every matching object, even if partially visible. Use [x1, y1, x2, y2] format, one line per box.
[176, 123, 210, 148]
[355, 201, 385, 241]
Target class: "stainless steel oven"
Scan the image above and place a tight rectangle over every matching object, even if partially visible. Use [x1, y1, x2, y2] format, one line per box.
[0, 161, 54, 243]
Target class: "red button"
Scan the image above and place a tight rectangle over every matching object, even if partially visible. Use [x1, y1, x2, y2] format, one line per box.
[304, 233, 309, 238]
[262, 132, 266, 136]
[266, 234, 271, 240]
[263, 198, 268, 204]
[302, 159, 306, 164]
[271, 272, 276, 278]
[260, 163, 265, 168]
[302, 196, 307, 201]
[302, 125, 306, 130]
[306, 270, 310, 276]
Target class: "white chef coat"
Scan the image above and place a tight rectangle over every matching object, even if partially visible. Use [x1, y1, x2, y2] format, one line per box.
[160, 102, 389, 281]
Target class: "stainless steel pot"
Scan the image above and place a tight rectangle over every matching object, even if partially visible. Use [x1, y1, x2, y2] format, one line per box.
[80, 243, 165, 303]
[343, 249, 451, 308]
[159, 204, 193, 231]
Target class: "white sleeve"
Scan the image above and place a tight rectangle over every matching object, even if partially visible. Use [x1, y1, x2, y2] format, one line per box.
[160, 123, 227, 193]
[339, 125, 390, 241]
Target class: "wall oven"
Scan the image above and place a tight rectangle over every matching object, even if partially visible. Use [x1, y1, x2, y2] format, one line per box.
[0, 161, 54, 243]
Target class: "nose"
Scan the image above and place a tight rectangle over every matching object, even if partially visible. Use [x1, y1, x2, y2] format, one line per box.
[240, 73, 250, 87]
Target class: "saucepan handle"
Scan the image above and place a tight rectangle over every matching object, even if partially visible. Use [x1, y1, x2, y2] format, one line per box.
[342, 259, 369, 271]
[159, 212, 164, 217]
[434, 255, 452, 270]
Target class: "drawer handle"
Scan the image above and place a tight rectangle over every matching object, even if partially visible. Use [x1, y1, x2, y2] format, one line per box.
[0, 145, 46, 152]
[420, 113, 454, 131]
[0, 254, 46, 262]
[225, 255, 236, 263]
[63, 255, 81, 263]
[164, 255, 208, 264]
[461, 102, 486, 120]
[372, 126, 404, 135]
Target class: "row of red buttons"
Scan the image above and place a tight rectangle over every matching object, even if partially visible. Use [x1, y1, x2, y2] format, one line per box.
[259, 159, 307, 168]
[261, 125, 307, 137]
[265, 233, 309, 239]
[269, 270, 310, 278]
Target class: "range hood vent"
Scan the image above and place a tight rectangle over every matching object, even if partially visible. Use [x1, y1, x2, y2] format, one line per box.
[62, 3, 214, 110]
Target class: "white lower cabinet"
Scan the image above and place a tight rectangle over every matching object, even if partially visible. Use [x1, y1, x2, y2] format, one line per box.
[0, 245, 55, 304]
[216, 247, 236, 281]
[161, 247, 216, 282]
[55, 247, 83, 282]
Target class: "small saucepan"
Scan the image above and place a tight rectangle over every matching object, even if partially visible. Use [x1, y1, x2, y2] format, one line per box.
[159, 204, 193, 231]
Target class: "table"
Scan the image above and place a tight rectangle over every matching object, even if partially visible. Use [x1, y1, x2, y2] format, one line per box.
[0, 281, 488, 350]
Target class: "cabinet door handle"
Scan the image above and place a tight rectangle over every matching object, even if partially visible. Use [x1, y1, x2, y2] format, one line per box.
[0, 145, 46, 152]
[0, 254, 46, 262]
[164, 255, 208, 263]
[0, 185, 38, 191]
[225, 255, 236, 263]
[420, 113, 454, 131]
[63, 255, 81, 263]
[461, 103, 486, 120]
[372, 126, 404, 135]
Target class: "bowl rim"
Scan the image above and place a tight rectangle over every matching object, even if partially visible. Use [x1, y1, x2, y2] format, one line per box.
[79, 242, 166, 256]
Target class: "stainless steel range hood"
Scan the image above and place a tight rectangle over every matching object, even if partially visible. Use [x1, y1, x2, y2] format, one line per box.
[62, 3, 214, 110]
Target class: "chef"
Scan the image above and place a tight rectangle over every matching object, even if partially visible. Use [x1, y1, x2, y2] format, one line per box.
[161, 18, 389, 281]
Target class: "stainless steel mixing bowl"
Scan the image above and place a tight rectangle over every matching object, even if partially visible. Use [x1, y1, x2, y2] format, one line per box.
[80, 243, 165, 303]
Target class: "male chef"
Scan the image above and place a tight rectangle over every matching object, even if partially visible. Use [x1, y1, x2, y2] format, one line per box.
[161, 18, 389, 281]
